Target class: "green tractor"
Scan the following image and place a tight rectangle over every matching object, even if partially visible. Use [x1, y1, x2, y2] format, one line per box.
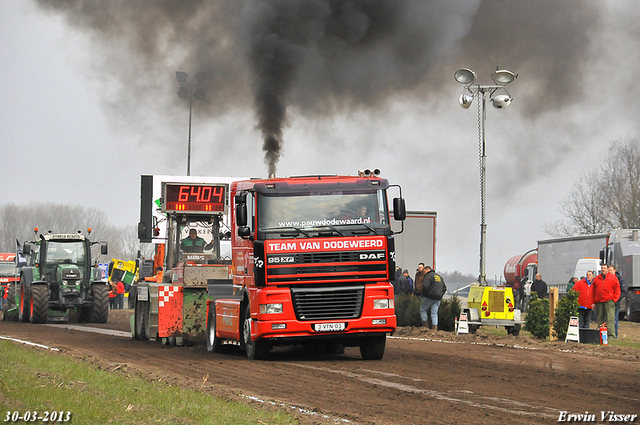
[3, 229, 110, 324]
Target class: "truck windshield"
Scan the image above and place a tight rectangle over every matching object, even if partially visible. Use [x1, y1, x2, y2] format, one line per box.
[0, 263, 15, 276]
[46, 241, 86, 266]
[257, 190, 389, 231]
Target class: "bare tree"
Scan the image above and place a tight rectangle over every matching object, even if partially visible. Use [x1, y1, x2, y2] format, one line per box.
[600, 140, 640, 229]
[546, 138, 640, 237]
[0, 203, 147, 263]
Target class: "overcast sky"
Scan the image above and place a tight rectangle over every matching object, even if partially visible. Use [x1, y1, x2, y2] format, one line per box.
[2, 1, 639, 282]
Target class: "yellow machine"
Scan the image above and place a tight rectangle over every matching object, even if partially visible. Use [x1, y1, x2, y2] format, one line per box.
[464, 286, 522, 335]
[108, 259, 138, 288]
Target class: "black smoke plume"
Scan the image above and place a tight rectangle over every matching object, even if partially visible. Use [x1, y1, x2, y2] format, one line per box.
[35, 0, 602, 176]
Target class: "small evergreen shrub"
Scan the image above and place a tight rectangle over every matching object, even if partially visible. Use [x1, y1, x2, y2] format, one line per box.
[395, 294, 422, 327]
[437, 296, 462, 332]
[552, 289, 580, 340]
[524, 293, 550, 339]
[394, 294, 461, 332]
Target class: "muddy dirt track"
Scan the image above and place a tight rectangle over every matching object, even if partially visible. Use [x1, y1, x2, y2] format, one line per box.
[2, 310, 640, 425]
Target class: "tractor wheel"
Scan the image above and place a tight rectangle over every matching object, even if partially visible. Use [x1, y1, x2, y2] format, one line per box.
[29, 285, 49, 324]
[359, 335, 386, 360]
[19, 282, 30, 323]
[6, 282, 16, 308]
[134, 299, 150, 341]
[89, 284, 110, 323]
[243, 306, 269, 360]
[3, 284, 16, 321]
[206, 308, 222, 353]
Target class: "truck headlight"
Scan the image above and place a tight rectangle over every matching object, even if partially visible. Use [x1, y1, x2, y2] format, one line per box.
[259, 303, 283, 314]
[373, 299, 393, 309]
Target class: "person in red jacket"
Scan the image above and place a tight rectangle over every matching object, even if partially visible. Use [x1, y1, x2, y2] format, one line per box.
[108, 280, 117, 310]
[572, 270, 594, 329]
[116, 280, 126, 310]
[589, 264, 621, 339]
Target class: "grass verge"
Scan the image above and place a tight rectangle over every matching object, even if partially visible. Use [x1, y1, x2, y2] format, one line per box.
[0, 341, 299, 424]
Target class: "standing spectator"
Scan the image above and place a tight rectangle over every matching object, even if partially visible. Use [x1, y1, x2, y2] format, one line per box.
[567, 277, 578, 292]
[404, 270, 414, 294]
[590, 264, 620, 339]
[116, 280, 126, 310]
[420, 266, 447, 331]
[108, 280, 117, 309]
[395, 270, 410, 297]
[609, 265, 627, 339]
[572, 271, 594, 328]
[531, 274, 548, 299]
[413, 263, 427, 297]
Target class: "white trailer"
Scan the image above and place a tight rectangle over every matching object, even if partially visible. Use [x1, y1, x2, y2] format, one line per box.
[392, 211, 436, 273]
[537, 234, 608, 293]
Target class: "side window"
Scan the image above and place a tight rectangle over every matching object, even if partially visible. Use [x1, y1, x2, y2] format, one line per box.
[32, 245, 40, 266]
[247, 192, 255, 232]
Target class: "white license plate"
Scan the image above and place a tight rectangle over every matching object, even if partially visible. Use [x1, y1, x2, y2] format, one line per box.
[314, 323, 345, 332]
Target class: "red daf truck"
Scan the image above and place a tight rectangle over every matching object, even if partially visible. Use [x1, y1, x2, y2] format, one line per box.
[207, 172, 405, 360]
[133, 172, 405, 360]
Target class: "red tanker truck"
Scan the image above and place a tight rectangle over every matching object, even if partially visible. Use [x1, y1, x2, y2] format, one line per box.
[503, 249, 537, 309]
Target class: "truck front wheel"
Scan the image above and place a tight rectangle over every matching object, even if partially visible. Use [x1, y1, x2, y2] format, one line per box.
[206, 308, 222, 353]
[627, 294, 640, 322]
[134, 300, 150, 341]
[243, 307, 269, 360]
[359, 335, 386, 360]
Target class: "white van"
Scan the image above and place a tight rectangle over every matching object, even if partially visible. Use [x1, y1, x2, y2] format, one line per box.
[573, 258, 601, 280]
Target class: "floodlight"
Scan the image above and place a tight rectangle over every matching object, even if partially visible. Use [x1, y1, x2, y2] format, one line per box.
[459, 93, 474, 109]
[491, 69, 517, 85]
[176, 71, 188, 83]
[491, 94, 512, 109]
[454, 68, 477, 86]
[177, 86, 189, 99]
[195, 72, 207, 86]
[194, 88, 205, 100]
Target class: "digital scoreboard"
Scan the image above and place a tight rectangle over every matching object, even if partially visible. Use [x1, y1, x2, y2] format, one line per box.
[161, 183, 228, 214]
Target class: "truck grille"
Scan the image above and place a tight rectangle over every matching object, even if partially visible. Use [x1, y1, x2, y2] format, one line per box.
[266, 251, 387, 284]
[291, 285, 364, 321]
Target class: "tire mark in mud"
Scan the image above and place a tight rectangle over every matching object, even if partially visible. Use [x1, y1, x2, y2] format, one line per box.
[291, 363, 559, 420]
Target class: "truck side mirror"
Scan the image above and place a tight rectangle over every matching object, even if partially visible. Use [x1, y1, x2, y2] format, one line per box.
[393, 198, 406, 221]
[236, 194, 248, 227]
[23, 243, 31, 255]
[238, 227, 251, 239]
[101, 243, 108, 256]
[138, 222, 147, 240]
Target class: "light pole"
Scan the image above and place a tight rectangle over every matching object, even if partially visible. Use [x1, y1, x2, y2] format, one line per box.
[454, 67, 517, 286]
[176, 71, 206, 176]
